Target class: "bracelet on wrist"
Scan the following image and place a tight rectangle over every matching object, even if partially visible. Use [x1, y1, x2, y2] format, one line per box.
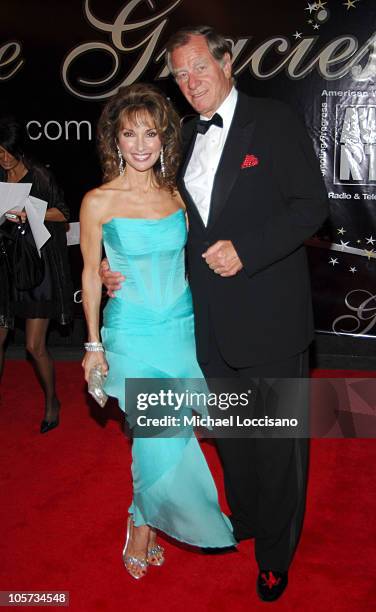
[84, 342, 104, 352]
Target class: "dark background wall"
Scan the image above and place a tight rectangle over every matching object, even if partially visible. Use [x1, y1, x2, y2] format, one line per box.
[1, 0, 376, 367]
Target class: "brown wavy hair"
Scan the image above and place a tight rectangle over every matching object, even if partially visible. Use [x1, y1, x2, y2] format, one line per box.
[97, 83, 181, 191]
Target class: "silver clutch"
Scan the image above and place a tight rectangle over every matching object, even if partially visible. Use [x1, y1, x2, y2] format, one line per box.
[88, 365, 108, 407]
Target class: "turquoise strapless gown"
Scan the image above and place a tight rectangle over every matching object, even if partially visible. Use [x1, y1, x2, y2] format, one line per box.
[101, 209, 235, 548]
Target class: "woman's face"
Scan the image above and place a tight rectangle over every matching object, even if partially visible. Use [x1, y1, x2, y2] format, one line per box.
[117, 113, 162, 174]
[0, 146, 20, 172]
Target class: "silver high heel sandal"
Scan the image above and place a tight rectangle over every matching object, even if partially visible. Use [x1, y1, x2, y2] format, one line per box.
[122, 516, 148, 580]
[147, 543, 165, 566]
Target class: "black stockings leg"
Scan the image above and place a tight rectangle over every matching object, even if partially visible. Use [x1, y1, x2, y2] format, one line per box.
[0, 326, 9, 389]
[25, 318, 60, 422]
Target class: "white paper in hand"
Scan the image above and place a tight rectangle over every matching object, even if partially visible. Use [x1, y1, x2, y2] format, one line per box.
[0, 182, 32, 222]
[0, 182, 51, 253]
[25, 196, 51, 252]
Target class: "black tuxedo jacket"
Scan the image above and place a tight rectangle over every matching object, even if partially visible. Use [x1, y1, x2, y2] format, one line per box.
[178, 91, 328, 367]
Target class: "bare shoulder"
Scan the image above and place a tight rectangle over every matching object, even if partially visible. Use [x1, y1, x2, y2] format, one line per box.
[173, 190, 186, 211]
[81, 186, 107, 208]
[80, 186, 112, 222]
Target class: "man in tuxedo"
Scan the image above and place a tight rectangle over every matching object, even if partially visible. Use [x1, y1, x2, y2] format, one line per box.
[103, 26, 328, 601]
[166, 25, 328, 602]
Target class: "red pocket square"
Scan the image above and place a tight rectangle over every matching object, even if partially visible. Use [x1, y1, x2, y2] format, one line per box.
[241, 154, 259, 169]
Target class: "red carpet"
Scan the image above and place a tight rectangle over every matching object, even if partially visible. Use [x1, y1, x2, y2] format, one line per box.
[1, 360, 375, 611]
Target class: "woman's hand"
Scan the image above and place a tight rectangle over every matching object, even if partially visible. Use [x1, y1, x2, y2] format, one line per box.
[6, 209, 27, 223]
[82, 350, 109, 383]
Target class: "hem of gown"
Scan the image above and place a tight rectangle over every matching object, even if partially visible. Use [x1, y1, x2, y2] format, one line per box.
[115, 403, 235, 548]
[1, 315, 72, 326]
[0, 316, 14, 329]
[128, 511, 237, 549]
[12, 303, 73, 324]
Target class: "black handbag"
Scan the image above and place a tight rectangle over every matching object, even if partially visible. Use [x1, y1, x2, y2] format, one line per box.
[12, 221, 45, 290]
[0, 232, 11, 275]
[0, 232, 14, 328]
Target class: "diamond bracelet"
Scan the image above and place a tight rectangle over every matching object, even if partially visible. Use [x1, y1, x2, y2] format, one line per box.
[84, 342, 104, 352]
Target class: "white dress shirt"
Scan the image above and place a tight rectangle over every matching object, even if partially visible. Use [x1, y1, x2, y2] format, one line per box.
[184, 87, 238, 226]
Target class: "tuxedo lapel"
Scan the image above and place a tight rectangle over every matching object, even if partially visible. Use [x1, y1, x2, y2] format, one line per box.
[207, 94, 255, 230]
[178, 118, 206, 229]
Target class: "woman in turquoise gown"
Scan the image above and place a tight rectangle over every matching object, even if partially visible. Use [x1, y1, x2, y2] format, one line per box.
[80, 83, 235, 579]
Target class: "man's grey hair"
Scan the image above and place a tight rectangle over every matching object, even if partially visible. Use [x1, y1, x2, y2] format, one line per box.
[165, 25, 233, 75]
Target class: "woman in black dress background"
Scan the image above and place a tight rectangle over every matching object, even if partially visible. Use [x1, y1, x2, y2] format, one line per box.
[0, 117, 73, 432]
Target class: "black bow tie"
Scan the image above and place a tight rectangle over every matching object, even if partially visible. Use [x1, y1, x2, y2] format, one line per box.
[195, 113, 223, 134]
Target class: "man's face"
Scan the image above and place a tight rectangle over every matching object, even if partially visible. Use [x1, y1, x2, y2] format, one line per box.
[170, 35, 232, 118]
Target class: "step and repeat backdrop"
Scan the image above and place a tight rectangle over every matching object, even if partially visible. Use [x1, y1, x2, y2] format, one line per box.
[1, 0, 376, 340]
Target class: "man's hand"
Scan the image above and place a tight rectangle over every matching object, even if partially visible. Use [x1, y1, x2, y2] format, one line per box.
[202, 240, 243, 277]
[99, 258, 125, 297]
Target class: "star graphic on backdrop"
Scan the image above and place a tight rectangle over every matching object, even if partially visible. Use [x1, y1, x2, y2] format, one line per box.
[366, 236, 375, 245]
[364, 249, 375, 260]
[350, 266, 357, 273]
[315, 0, 327, 8]
[337, 227, 346, 235]
[313, 24, 320, 30]
[293, 31, 303, 39]
[305, 2, 318, 13]
[329, 257, 339, 266]
[356, 239, 361, 244]
[307, 19, 313, 24]
[340, 240, 350, 249]
[343, 0, 357, 10]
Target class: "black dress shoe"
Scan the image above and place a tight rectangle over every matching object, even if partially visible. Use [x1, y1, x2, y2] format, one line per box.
[257, 570, 288, 602]
[200, 545, 238, 554]
[40, 417, 59, 434]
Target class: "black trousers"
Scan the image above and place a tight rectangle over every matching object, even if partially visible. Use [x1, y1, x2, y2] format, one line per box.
[199, 329, 309, 572]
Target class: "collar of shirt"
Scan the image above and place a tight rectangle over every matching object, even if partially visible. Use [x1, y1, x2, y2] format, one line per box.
[184, 87, 238, 226]
[199, 87, 238, 134]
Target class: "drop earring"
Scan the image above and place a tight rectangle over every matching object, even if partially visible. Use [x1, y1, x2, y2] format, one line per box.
[160, 147, 166, 178]
[116, 143, 125, 176]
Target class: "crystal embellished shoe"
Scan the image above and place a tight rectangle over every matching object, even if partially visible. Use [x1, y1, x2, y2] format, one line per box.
[147, 543, 165, 566]
[122, 516, 148, 580]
